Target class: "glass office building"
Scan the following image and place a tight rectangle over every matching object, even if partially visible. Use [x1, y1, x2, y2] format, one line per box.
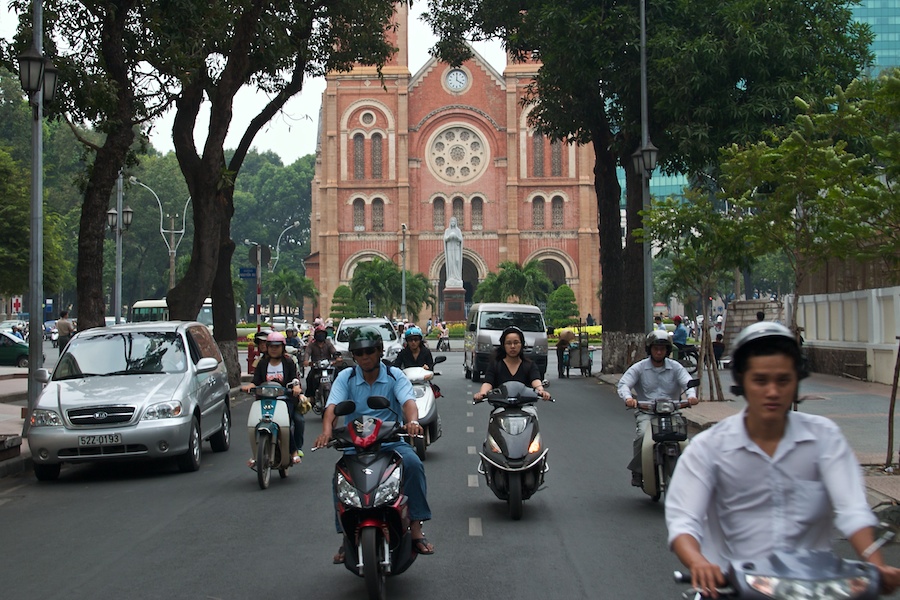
[853, 0, 900, 74]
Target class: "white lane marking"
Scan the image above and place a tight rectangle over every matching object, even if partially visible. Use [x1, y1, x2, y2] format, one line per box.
[469, 517, 483, 536]
[468, 474, 479, 487]
[466, 411, 473, 417]
[466, 426, 474, 433]
[467, 446, 476, 454]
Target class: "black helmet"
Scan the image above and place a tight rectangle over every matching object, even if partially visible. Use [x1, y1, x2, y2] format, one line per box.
[645, 330, 672, 356]
[254, 329, 273, 344]
[349, 325, 384, 353]
[730, 322, 806, 394]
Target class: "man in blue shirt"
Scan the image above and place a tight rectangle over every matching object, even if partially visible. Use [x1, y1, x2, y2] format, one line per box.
[672, 315, 689, 348]
[315, 326, 434, 562]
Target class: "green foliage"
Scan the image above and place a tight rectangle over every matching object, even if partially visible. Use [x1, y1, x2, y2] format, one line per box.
[472, 260, 553, 305]
[349, 258, 435, 319]
[330, 285, 366, 320]
[545, 284, 579, 329]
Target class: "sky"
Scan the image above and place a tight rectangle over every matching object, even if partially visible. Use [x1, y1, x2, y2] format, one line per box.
[3, 3, 505, 165]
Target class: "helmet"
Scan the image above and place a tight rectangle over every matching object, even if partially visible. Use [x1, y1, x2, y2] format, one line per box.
[348, 326, 384, 353]
[254, 329, 272, 344]
[673, 315, 683, 324]
[266, 331, 286, 345]
[405, 326, 423, 339]
[730, 322, 806, 394]
[499, 326, 525, 350]
[645, 330, 672, 355]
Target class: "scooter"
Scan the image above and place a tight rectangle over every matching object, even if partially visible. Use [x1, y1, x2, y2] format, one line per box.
[50, 328, 59, 348]
[319, 397, 419, 600]
[246, 380, 299, 489]
[475, 380, 552, 520]
[310, 358, 336, 415]
[635, 379, 699, 502]
[402, 355, 446, 461]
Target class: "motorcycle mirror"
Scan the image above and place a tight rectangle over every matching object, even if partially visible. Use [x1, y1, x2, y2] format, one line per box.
[434, 355, 447, 365]
[687, 378, 700, 389]
[541, 379, 550, 389]
[333, 400, 356, 417]
[366, 396, 391, 410]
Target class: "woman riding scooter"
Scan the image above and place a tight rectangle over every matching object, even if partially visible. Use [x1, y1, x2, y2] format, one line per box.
[474, 327, 551, 402]
[393, 327, 435, 370]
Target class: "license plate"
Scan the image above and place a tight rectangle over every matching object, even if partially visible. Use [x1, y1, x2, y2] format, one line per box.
[78, 433, 122, 446]
[320, 376, 330, 383]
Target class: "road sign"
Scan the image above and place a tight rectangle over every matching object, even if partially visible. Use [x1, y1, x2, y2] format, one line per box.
[11, 296, 22, 313]
[239, 267, 257, 279]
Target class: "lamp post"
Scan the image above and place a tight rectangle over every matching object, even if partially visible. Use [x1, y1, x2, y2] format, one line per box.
[128, 177, 192, 291]
[400, 224, 407, 322]
[106, 172, 133, 324]
[269, 221, 300, 318]
[17, 0, 59, 431]
[633, 0, 659, 332]
[244, 239, 263, 332]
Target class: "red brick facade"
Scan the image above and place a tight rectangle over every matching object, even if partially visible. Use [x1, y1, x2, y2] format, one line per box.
[309, 6, 600, 321]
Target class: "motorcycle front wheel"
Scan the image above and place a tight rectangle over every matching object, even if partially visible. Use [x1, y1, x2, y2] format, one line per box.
[257, 434, 272, 490]
[361, 526, 386, 600]
[313, 388, 324, 415]
[508, 472, 523, 520]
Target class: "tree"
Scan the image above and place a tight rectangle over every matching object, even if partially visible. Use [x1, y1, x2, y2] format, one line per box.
[426, 0, 873, 371]
[330, 285, 365, 321]
[545, 285, 579, 330]
[472, 261, 553, 305]
[349, 258, 435, 320]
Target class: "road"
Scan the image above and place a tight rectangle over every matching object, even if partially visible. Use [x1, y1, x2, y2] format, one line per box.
[0, 352, 896, 598]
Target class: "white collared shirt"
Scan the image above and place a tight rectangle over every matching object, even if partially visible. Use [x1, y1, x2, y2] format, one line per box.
[617, 357, 697, 405]
[665, 408, 876, 569]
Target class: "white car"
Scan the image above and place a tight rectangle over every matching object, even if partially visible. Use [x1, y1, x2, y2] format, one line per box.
[270, 316, 295, 332]
[333, 317, 403, 363]
[27, 321, 231, 481]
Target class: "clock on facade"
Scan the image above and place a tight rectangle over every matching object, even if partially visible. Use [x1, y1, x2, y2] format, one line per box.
[446, 69, 468, 91]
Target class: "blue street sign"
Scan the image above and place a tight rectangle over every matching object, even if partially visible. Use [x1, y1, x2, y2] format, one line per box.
[239, 267, 257, 279]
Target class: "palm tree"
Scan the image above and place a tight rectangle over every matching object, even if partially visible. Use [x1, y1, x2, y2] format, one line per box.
[351, 258, 398, 316]
[474, 261, 553, 305]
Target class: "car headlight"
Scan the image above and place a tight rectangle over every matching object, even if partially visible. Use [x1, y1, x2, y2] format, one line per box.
[142, 401, 184, 420]
[373, 467, 402, 506]
[476, 342, 494, 353]
[746, 574, 872, 599]
[533, 343, 548, 354]
[31, 408, 63, 427]
[336, 472, 362, 508]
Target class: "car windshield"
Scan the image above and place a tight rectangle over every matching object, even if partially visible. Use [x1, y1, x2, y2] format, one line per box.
[53, 332, 187, 380]
[478, 311, 545, 332]
[337, 322, 398, 343]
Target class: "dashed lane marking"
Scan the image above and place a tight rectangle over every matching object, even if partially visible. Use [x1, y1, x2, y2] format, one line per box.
[467, 446, 476, 454]
[466, 426, 474, 433]
[468, 474, 479, 487]
[469, 517, 483, 536]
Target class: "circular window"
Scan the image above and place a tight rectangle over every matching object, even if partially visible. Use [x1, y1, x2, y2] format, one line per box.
[360, 111, 375, 126]
[428, 125, 489, 184]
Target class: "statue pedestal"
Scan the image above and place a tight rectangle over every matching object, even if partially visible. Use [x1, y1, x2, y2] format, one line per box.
[443, 288, 466, 323]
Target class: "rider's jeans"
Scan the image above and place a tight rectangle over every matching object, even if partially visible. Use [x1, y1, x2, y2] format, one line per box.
[628, 411, 653, 476]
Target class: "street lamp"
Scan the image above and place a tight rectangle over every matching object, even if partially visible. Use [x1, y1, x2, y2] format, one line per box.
[401, 223, 407, 322]
[634, 0, 658, 332]
[17, 0, 60, 432]
[107, 173, 133, 324]
[128, 177, 192, 290]
[244, 239, 265, 332]
[270, 221, 301, 272]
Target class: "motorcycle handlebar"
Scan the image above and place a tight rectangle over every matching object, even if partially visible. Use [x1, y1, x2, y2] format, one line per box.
[673, 571, 735, 597]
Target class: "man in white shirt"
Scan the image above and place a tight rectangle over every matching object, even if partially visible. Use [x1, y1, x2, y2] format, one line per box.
[665, 322, 900, 596]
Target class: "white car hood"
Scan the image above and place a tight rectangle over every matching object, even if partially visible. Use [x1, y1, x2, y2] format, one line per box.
[40, 373, 187, 411]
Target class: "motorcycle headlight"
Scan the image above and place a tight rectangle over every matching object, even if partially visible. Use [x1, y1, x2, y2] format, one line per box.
[142, 401, 184, 420]
[31, 408, 63, 427]
[746, 574, 872, 599]
[486, 434, 502, 454]
[335, 472, 362, 508]
[373, 467, 402, 506]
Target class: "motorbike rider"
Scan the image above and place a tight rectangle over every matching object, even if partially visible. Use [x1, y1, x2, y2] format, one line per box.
[314, 325, 435, 561]
[474, 326, 551, 402]
[671, 315, 689, 349]
[393, 326, 435, 370]
[242, 331, 305, 465]
[618, 330, 698, 487]
[665, 322, 900, 597]
[303, 325, 342, 398]
[285, 326, 301, 349]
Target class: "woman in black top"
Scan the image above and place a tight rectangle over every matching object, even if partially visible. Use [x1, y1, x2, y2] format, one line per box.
[474, 327, 550, 401]
[393, 326, 435, 370]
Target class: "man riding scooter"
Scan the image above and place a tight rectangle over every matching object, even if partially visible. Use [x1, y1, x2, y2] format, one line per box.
[303, 325, 342, 399]
[618, 330, 697, 488]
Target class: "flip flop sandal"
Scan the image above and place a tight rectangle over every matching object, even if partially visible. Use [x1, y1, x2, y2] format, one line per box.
[413, 537, 435, 555]
[333, 546, 345, 564]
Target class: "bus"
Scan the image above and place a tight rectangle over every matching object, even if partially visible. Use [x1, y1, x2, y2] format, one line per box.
[131, 298, 213, 328]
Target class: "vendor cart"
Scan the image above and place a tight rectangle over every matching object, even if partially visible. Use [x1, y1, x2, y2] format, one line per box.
[564, 325, 593, 377]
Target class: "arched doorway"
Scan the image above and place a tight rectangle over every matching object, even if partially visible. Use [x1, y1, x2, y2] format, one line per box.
[541, 259, 566, 288]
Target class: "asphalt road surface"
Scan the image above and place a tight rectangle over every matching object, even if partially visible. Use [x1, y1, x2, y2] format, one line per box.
[1, 351, 897, 598]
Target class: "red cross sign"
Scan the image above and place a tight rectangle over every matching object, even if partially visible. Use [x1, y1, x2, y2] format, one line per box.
[11, 296, 22, 313]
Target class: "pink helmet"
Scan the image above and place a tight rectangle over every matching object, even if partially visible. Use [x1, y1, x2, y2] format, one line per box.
[266, 331, 286, 345]
[315, 324, 327, 332]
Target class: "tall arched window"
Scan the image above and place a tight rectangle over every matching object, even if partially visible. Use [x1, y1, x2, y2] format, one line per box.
[371, 133, 383, 179]
[552, 195, 564, 228]
[353, 133, 365, 179]
[532, 196, 545, 229]
[551, 140, 562, 177]
[532, 133, 544, 177]
[452, 196, 465, 228]
[471, 197, 483, 230]
[372, 198, 384, 231]
[353, 198, 365, 231]
[433, 197, 445, 230]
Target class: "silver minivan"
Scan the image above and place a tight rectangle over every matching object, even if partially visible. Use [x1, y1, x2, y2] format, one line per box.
[463, 303, 549, 381]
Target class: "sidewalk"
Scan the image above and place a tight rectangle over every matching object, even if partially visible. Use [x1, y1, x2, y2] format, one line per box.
[598, 370, 900, 512]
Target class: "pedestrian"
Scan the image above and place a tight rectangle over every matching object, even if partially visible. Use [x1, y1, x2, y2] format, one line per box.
[586, 313, 595, 327]
[556, 328, 575, 378]
[56, 311, 76, 354]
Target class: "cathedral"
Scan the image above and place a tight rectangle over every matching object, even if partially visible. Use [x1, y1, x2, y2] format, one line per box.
[306, 5, 601, 322]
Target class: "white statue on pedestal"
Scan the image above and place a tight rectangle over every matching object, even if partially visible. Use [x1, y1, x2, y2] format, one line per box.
[443, 217, 463, 288]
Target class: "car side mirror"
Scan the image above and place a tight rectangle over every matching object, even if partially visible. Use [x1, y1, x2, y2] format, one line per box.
[468, 323, 476, 332]
[196, 357, 219, 373]
[35, 368, 51, 384]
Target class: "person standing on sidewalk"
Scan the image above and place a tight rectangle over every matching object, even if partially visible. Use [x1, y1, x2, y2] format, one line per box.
[56, 311, 75, 355]
[665, 322, 900, 596]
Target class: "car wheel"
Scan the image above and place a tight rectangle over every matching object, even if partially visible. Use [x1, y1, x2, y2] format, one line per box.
[33, 463, 60, 481]
[209, 405, 231, 452]
[177, 417, 201, 472]
[16, 355, 28, 368]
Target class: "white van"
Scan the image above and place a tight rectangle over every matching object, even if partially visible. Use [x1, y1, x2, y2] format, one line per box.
[463, 303, 549, 382]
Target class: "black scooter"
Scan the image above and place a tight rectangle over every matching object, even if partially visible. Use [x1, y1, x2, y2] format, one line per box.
[475, 380, 552, 520]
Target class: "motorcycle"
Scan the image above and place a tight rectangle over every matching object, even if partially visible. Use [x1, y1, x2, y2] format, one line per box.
[246, 380, 300, 489]
[310, 358, 337, 415]
[402, 355, 446, 461]
[50, 328, 59, 348]
[635, 379, 699, 502]
[674, 344, 699, 374]
[319, 396, 419, 600]
[474, 380, 552, 520]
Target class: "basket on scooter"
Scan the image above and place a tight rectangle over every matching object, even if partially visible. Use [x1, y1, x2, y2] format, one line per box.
[651, 414, 688, 442]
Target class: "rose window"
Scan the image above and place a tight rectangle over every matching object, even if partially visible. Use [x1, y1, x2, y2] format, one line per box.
[428, 125, 488, 184]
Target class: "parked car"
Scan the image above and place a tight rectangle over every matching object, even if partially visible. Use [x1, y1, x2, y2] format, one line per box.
[0, 320, 27, 335]
[27, 321, 232, 481]
[0, 330, 31, 367]
[333, 317, 403, 362]
[270, 315, 295, 331]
